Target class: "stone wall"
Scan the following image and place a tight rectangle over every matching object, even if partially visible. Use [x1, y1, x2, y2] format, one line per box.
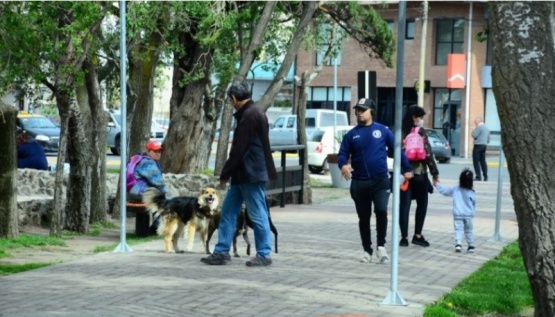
[16, 169, 304, 227]
[16, 169, 222, 227]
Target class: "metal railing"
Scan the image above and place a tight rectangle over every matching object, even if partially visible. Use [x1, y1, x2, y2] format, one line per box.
[266, 145, 306, 207]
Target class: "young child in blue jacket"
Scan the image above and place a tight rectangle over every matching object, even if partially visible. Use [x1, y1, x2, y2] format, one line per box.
[435, 168, 476, 253]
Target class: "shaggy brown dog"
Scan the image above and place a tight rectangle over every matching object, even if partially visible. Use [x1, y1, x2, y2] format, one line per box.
[142, 187, 220, 253]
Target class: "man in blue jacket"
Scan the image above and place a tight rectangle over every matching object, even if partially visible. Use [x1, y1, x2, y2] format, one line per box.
[201, 82, 277, 267]
[17, 130, 48, 170]
[338, 98, 413, 264]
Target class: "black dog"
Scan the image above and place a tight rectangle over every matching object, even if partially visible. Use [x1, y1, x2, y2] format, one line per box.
[206, 201, 278, 257]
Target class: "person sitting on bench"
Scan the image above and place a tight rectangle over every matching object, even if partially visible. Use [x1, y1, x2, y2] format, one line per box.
[127, 141, 167, 234]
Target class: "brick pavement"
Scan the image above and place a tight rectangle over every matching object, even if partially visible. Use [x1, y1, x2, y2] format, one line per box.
[0, 160, 516, 317]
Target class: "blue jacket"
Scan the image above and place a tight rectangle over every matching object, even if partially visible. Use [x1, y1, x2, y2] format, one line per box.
[18, 141, 48, 170]
[220, 100, 277, 185]
[338, 122, 412, 180]
[128, 153, 167, 196]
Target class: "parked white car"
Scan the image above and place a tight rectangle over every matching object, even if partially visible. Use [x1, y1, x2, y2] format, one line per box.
[307, 126, 352, 174]
[307, 125, 395, 174]
[270, 109, 349, 147]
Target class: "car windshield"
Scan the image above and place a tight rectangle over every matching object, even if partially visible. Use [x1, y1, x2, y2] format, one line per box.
[20, 117, 57, 129]
[113, 114, 122, 125]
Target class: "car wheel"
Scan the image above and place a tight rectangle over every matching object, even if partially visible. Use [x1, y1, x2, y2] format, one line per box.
[309, 165, 324, 174]
[111, 135, 121, 155]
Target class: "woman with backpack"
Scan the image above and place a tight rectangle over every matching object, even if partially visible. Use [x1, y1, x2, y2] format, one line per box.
[398, 105, 440, 247]
[127, 140, 167, 234]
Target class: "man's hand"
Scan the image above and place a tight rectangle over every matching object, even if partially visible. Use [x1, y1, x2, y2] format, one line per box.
[432, 177, 439, 186]
[218, 179, 228, 190]
[403, 171, 413, 181]
[340, 164, 353, 180]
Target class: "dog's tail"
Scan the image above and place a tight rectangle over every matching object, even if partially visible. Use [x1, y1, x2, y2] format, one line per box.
[142, 188, 167, 216]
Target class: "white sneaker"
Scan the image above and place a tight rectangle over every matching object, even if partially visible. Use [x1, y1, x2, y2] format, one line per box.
[360, 251, 372, 263]
[455, 244, 462, 253]
[377, 246, 389, 263]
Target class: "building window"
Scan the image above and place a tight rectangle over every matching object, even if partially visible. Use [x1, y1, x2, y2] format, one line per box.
[385, 19, 394, 32]
[435, 19, 465, 65]
[307, 87, 352, 122]
[316, 47, 342, 66]
[406, 19, 415, 39]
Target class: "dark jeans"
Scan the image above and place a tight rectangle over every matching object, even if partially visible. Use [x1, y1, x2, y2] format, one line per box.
[399, 173, 429, 238]
[350, 177, 391, 253]
[473, 144, 488, 179]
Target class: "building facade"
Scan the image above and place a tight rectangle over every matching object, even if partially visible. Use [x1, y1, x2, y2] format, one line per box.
[294, 1, 497, 158]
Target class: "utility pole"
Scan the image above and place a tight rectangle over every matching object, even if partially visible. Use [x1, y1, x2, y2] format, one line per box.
[417, 0, 428, 107]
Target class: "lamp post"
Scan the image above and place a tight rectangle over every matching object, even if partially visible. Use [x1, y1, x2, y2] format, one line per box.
[417, 0, 428, 107]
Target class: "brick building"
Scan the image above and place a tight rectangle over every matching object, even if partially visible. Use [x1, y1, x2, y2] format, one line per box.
[294, 1, 497, 158]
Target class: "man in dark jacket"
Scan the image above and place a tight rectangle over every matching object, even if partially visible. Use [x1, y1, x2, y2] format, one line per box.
[201, 82, 277, 267]
[17, 130, 48, 170]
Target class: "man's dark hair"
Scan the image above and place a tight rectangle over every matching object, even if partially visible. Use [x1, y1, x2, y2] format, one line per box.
[227, 82, 252, 101]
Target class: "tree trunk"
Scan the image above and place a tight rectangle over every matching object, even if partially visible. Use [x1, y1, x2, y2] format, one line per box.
[50, 100, 70, 237]
[161, 29, 215, 174]
[490, 3, 555, 316]
[0, 101, 19, 238]
[65, 103, 92, 233]
[83, 58, 108, 224]
[214, 1, 278, 175]
[214, 85, 232, 176]
[257, 1, 319, 111]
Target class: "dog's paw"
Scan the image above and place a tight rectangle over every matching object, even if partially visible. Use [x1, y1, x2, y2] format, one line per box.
[234, 254, 240, 258]
[165, 250, 176, 254]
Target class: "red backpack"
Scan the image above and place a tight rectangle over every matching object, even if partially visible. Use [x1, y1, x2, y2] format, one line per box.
[403, 127, 427, 161]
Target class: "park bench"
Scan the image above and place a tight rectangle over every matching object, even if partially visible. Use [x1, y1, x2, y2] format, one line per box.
[126, 202, 150, 237]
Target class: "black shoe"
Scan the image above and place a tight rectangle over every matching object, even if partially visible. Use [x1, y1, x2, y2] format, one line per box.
[399, 238, 409, 247]
[467, 246, 475, 253]
[455, 244, 462, 253]
[483, 176, 488, 181]
[201, 253, 231, 265]
[474, 177, 482, 181]
[412, 235, 430, 247]
[246, 256, 272, 267]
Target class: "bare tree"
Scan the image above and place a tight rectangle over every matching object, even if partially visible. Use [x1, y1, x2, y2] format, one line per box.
[0, 100, 18, 238]
[489, 2, 555, 316]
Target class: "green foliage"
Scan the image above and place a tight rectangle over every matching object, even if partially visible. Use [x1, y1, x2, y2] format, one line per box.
[424, 241, 533, 317]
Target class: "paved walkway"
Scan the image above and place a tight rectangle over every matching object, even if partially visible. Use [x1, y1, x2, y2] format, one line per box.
[1, 158, 516, 317]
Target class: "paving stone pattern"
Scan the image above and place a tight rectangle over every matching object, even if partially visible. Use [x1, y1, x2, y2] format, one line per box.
[1, 176, 516, 317]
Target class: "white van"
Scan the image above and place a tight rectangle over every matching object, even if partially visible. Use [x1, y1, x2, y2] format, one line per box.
[269, 109, 349, 146]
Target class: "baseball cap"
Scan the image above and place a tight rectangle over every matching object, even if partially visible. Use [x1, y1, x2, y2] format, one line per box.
[145, 140, 163, 151]
[353, 98, 376, 111]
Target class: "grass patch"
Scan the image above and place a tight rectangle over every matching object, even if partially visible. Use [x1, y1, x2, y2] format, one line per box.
[0, 234, 67, 276]
[0, 234, 66, 259]
[0, 262, 53, 276]
[92, 233, 160, 253]
[106, 168, 120, 174]
[89, 221, 119, 236]
[424, 241, 533, 316]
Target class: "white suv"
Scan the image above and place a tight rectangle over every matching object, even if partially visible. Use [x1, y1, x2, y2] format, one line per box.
[105, 110, 167, 155]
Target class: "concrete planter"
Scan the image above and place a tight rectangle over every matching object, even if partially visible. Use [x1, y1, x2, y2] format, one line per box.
[327, 154, 351, 189]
